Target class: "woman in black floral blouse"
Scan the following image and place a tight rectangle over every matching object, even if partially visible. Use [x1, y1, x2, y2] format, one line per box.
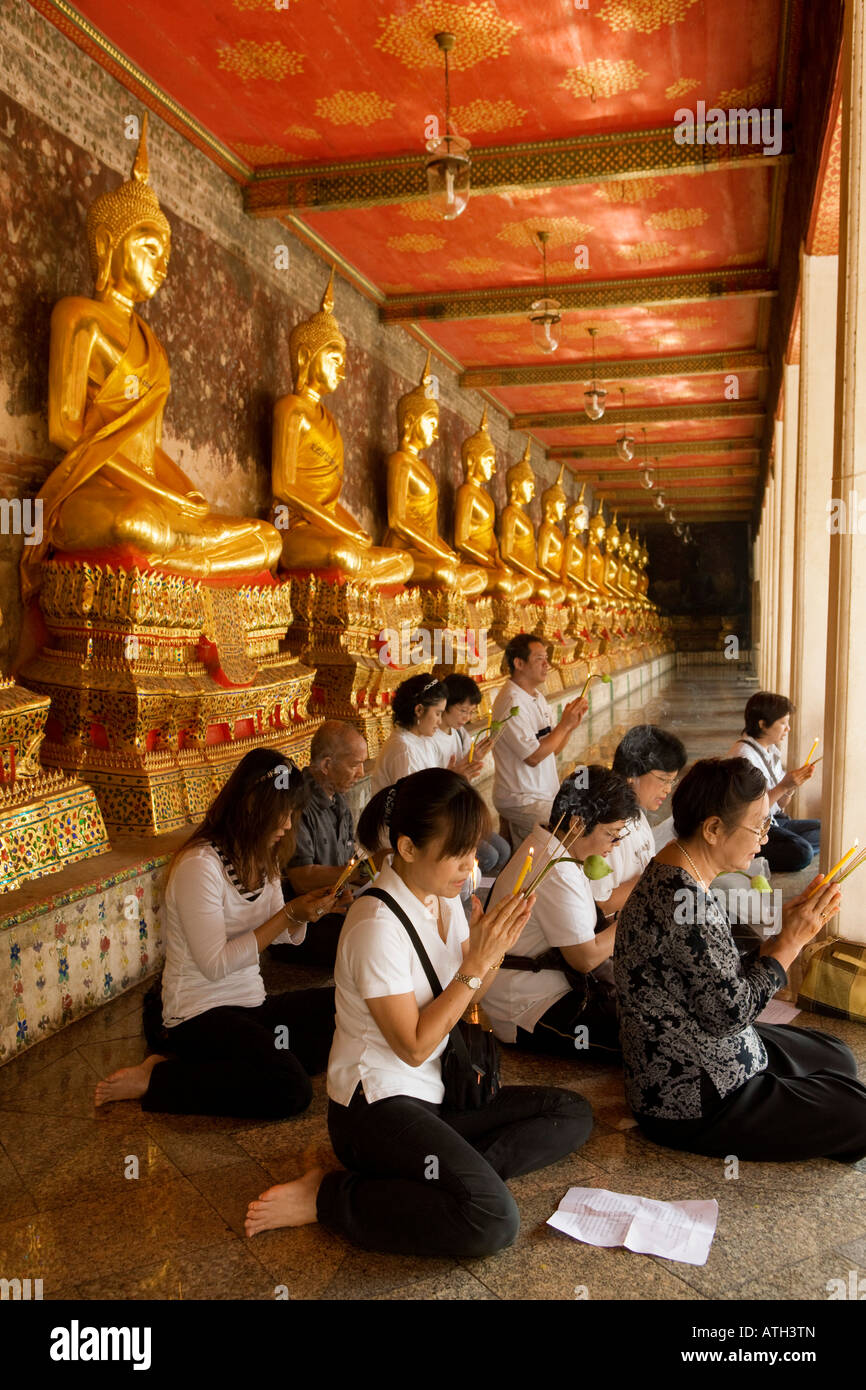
[614, 757, 866, 1162]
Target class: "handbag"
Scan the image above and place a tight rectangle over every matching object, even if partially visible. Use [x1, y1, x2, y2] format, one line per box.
[501, 906, 617, 1024]
[365, 887, 501, 1111]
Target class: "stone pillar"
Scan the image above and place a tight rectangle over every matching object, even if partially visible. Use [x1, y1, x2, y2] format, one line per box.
[775, 367, 799, 695]
[765, 462, 779, 688]
[751, 526, 762, 677]
[789, 254, 837, 814]
[822, 0, 866, 944]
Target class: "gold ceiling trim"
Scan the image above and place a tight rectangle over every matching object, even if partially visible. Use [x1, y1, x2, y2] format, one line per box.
[460, 351, 767, 388]
[552, 439, 760, 460]
[244, 123, 792, 216]
[380, 269, 777, 324]
[510, 402, 765, 430]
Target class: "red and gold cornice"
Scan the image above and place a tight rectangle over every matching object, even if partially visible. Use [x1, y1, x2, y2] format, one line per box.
[510, 401, 765, 431]
[460, 350, 766, 389]
[550, 439, 759, 461]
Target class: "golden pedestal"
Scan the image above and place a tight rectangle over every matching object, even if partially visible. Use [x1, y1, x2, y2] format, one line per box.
[20, 558, 315, 835]
[0, 676, 110, 893]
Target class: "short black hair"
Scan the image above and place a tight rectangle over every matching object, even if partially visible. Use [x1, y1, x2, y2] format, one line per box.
[442, 673, 482, 708]
[549, 764, 640, 835]
[357, 768, 491, 858]
[391, 674, 449, 730]
[672, 757, 768, 838]
[504, 632, 546, 674]
[613, 725, 687, 778]
[743, 692, 793, 738]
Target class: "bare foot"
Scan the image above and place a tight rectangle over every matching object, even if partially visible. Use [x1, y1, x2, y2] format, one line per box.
[94, 1054, 165, 1107]
[245, 1167, 324, 1237]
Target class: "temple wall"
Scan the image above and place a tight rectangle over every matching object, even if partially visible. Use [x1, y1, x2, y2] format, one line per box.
[0, 0, 585, 673]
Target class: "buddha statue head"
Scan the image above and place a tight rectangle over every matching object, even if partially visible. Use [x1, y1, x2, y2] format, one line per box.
[566, 484, 589, 536]
[87, 113, 172, 300]
[506, 440, 536, 506]
[397, 351, 439, 452]
[588, 498, 607, 547]
[289, 266, 347, 397]
[605, 510, 621, 555]
[620, 524, 633, 564]
[541, 463, 568, 525]
[462, 405, 496, 484]
[640, 539, 649, 570]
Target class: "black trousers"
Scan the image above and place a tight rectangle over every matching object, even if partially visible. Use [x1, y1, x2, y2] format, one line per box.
[143, 987, 335, 1119]
[318, 1082, 593, 1259]
[763, 815, 821, 872]
[515, 985, 622, 1057]
[637, 1024, 866, 1163]
[269, 913, 344, 969]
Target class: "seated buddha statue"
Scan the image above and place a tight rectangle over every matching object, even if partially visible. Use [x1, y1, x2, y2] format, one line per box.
[604, 512, 631, 600]
[21, 115, 281, 603]
[272, 269, 412, 584]
[585, 500, 613, 599]
[498, 443, 567, 605]
[619, 525, 640, 602]
[561, 487, 594, 595]
[637, 539, 651, 600]
[537, 464, 580, 604]
[384, 354, 486, 594]
[453, 406, 533, 601]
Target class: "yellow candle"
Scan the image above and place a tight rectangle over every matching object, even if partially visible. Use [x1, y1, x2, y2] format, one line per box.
[805, 737, 820, 765]
[332, 855, 358, 894]
[579, 673, 594, 699]
[486, 710, 493, 731]
[512, 847, 534, 895]
[467, 741, 475, 765]
[807, 840, 859, 897]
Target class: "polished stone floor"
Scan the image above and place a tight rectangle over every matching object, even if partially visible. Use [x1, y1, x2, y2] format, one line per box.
[1, 665, 863, 1302]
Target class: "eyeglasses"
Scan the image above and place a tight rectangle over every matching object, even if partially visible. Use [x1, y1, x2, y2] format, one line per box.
[738, 816, 773, 838]
[649, 771, 679, 791]
[605, 828, 629, 845]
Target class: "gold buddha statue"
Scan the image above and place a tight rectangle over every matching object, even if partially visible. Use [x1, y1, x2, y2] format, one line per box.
[498, 442, 567, 604]
[537, 464, 580, 603]
[273, 269, 412, 584]
[585, 499, 613, 598]
[22, 115, 281, 603]
[561, 487, 593, 595]
[453, 406, 532, 600]
[620, 524, 640, 601]
[637, 537, 651, 599]
[603, 512, 630, 598]
[384, 353, 486, 594]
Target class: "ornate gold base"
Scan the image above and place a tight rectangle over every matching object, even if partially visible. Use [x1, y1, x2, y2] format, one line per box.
[0, 770, 110, 894]
[20, 559, 316, 835]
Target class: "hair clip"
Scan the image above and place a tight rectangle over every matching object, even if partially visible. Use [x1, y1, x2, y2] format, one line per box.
[255, 759, 300, 786]
[383, 785, 398, 826]
[420, 678, 439, 693]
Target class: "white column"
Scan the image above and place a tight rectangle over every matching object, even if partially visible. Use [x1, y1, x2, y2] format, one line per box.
[775, 366, 799, 695]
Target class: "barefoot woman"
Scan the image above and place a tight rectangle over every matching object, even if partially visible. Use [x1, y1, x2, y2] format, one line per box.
[245, 767, 593, 1256]
[96, 748, 345, 1118]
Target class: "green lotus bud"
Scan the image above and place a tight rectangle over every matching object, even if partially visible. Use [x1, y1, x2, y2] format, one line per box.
[600, 673, 612, 683]
[750, 875, 772, 892]
[583, 854, 612, 880]
[509, 705, 520, 716]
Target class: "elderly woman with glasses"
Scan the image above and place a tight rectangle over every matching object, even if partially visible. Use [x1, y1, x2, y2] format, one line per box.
[482, 765, 639, 1056]
[614, 757, 866, 1162]
[94, 749, 347, 1119]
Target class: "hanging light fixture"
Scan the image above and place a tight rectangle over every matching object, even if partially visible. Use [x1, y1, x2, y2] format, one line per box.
[639, 427, 655, 489]
[528, 230, 561, 353]
[615, 387, 635, 462]
[425, 32, 471, 221]
[583, 327, 607, 420]
[666, 507, 676, 524]
[674, 522, 684, 537]
[654, 489, 666, 511]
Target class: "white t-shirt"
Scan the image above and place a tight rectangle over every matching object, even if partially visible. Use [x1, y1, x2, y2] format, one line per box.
[370, 727, 442, 794]
[328, 861, 470, 1105]
[591, 808, 655, 903]
[161, 844, 305, 1026]
[431, 723, 470, 768]
[482, 825, 598, 1042]
[726, 736, 785, 822]
[491, 679, 560, 815]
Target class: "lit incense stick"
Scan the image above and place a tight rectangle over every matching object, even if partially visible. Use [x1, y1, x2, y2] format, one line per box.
[805, 736, 820, 766]
[579, 672, 594, 699]
[807, 839, 860, 897]
[512, 847, 534, 895]
[835, 847, 866, 884]
[332, 854, 364, 895]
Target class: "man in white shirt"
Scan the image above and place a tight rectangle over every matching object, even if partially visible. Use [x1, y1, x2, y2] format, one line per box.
[591, 725, 687, 916]
[492, 633, 588, 842]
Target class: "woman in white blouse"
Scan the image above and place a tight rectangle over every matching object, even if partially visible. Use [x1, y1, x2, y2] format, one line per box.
[370, 673, 476, 794]
[245, 768, 592, 1257]
[726, 692, 819, 872]
[95, 749, 345, 1118]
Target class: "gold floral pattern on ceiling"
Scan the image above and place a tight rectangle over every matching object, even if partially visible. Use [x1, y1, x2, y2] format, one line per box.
[716, 79, 774, 106]
[315, 91, 395, 125]
[725, 250, 762, 264]
[478, 328, 522, 342]
[562, 320, 629, 340]
[665, 77, 701, 99]
[397, 199, 444, 221]
[645, 207, 708, 230]
[812, 106, 841, 256]
[386, 232, 447, 252]
[595, 178, 665, 204]
[499, 186, 554, 200]
[495, 216, 592, 249]
[231, 0, 301, 8]
[234, 142, 302, 163]
[374, 1, 520, 71]
[284, 123, 319, 141]
[616, 241, 677, 262]
[448, 256, 503, 274]
[560, 58, 648, 101]
[216, 40, 304, 81]
[598, 0, 699, 33]
[671, 314, 716, 329]
[451, 98, 527, 133]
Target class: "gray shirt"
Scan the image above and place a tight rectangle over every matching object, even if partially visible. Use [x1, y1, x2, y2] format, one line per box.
[289, 773, 356, 872]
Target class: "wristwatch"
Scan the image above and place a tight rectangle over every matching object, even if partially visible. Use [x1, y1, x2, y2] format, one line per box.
[454, 970, 483, 990]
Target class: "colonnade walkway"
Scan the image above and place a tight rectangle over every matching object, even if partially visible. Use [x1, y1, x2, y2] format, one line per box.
[0, 666, 863, 1301]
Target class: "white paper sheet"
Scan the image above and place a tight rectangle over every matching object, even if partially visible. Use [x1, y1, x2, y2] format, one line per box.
[756, 998, 801, 1024]
[547, 1187, 718, 1266]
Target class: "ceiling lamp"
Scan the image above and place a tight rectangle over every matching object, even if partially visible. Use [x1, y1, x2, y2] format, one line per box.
[425, 32, 471, 221]
[583, 327, 607, 420]
[639, 427, 655, 488]
[528, 230, 561, 353]
[674, 522, 684, 537]
[666, 507, 676, 524]
[615, 387, 635, 462]
[654, 490, 666, 511]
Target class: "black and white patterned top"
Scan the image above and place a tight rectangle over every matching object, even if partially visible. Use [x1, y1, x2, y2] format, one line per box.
[613, 860, 787, 1120]
[212, 843, 264, 902]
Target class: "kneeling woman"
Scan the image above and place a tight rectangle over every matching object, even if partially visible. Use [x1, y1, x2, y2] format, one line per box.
[95, 749, 344, 1119]
[614, 757, 866, 1162]
[245, 768, 592, 1257]
[484, 765, 639, 1056]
